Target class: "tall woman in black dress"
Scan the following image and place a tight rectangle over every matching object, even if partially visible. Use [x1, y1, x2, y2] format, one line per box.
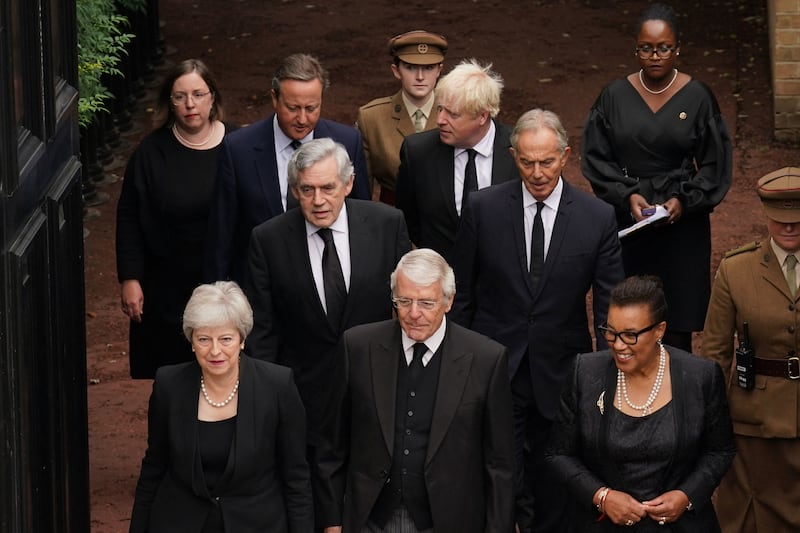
[581, 3, 732, 352]
[117, 59, 236, 378]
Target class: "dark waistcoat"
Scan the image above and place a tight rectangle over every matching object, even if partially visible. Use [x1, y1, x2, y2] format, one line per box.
[369, 349, 442, 529]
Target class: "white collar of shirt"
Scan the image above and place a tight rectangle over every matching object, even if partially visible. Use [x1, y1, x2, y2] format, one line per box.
[522, 177, 563, 261]
[274, 116, 313, 210]
[770, 238, 799, 283]
[401, 317, 447, 367]
[305, 204, 351, 311]
[401, 91, 435, 121]
[454, 120, 496, 215]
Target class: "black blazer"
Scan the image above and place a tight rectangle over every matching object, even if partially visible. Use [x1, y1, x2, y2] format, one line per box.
[449, 179, 624, 420]
[545, 348, 736, 532]
[395, 120, 516, 260]
[204, 116, 371, 283]
[129, 355, 313, 533]
[315, 319, 515, 533]
[243, 199, 411, 442]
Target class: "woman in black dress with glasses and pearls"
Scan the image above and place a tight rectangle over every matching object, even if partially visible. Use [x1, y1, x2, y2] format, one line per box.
[581, 3, 732, 352]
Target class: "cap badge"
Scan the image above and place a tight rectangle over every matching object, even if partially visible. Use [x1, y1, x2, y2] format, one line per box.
[418, 43, 429, 54]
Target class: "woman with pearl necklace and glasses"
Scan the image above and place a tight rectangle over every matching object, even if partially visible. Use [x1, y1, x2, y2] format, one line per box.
[545, 275, 735, 531]
[581, 2, 732, 354]
[116, 59, 238, 379]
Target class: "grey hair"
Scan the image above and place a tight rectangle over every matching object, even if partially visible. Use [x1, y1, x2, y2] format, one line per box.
[287, 138, 354, 187]
[271, 53, 330, 96]
[390, 249, 456, 300]
[435, 58, 503, 118]
[510, 109, 569, 156]
[182, 281, 254, 341]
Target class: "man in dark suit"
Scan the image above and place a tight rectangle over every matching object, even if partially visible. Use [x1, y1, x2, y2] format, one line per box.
[395, 58, 516, 260]
[206, 53, 371, 283]
[316, 248, 515, 533]
[243, 139, 410, 492]
[449, 109, 624, 532]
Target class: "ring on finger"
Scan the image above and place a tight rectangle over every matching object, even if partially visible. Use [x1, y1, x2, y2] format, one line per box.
[626, 519, 634, 526]
[658, 516, 667, 526]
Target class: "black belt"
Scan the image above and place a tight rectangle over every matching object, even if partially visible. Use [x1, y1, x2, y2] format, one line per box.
[755, 356, 800, 380]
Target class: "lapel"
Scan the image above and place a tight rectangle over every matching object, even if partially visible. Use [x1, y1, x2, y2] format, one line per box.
[391, 91, 418, 137]
[253, 117, 284, 216]
[370, 323, 402, 454]
[435, 142, 459, 221]
[598, 357, 624, 488]
[490, 121, 514, 183]
[284, 211, 331, 327]
[508, 184, 537, 297]
[343, 201, 368, 326]
[426, 321, 473, 465]
[169, 364, 209, 499]
[215, 355, 257, 492]
[760, 245, 798, 302]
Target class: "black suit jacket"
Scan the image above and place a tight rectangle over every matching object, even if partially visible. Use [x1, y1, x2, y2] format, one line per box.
[243, 199, 411, 442]
[129, 355, 313, 533]
[545, 348, 736, 532]
[449, 179, 624, 420]
[204, 115, 371, 283]
[315, 319, 515, 533]
[395, 120, 516, 260]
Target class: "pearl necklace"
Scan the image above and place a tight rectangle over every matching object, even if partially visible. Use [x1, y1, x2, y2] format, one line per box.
[200, 375, 239, 408]
[617, 342, 666, 415]
[172, 122, 215, 147]
[639, 68, 678, 95]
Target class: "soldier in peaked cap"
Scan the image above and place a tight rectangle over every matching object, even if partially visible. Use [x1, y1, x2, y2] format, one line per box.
[356, 30, 447, 204]
[702, 166, 800, 532]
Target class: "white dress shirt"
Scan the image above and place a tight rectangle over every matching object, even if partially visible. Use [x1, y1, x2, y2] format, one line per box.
[401, 318, 447, 367]
[522, 178, 563, 266]
[454, 120, 497, 215]
[274, 116, 312, 210]
[305, 204, 351, 313]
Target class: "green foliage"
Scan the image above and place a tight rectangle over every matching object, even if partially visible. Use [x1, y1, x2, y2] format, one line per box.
[76, 0, 146, 127]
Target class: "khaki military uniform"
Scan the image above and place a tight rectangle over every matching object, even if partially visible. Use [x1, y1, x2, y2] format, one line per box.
[356, 90, 436, 192]
[702, 240, 800, 532]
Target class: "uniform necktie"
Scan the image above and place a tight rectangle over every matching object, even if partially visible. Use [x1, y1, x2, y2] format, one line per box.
[317, 228, 347, 331]
[462, 149, 478, 208]
[286, 140, 302, 210]
[530, 202, 545, 287]
[412, 109, 425, 133]
[787, 254, 797, 298]
[409, 342, 427, 382]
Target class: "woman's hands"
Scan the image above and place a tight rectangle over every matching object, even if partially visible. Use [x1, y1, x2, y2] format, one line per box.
[629, 194, 683, 224]
[643, 490, 690, 525]
[602, 489, 648, 526]
[120, 279, 144, 322]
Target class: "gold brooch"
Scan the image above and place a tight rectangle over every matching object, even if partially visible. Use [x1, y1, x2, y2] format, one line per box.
[597, 391, 605, 415]
[679, 112, 687, 120]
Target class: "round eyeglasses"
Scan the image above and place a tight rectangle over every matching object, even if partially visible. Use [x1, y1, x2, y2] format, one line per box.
[171, 91, 212, 105]
[635, 44, 676, 59]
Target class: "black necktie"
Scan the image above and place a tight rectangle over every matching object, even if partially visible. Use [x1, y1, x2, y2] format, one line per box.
[317, 228, 347, 331]
[462, 149, 478, 208]
[409, 342, 427, 382]
[530, 202, 545, 287]
[286, 140, 302, 210]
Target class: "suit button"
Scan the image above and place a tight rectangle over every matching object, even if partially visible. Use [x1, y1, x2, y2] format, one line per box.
[528, 314, 535, 324]
[407, 410, 414, 417]
[410, 391, 416, 397]
[404, 449, 410, 456]
[790, 304, 796, 311]
[402, 468, 408, 475]
[406, 429, 412, 435]
[790, 326, 796, 334]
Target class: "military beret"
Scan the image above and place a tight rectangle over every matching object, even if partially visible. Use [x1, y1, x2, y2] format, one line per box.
[388, 30, 447, 65]
[758, 166, 800, 223]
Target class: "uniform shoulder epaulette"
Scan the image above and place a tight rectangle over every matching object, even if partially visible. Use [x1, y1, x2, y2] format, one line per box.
[724, 241, 760, 258]
[359, 96, 394, 111]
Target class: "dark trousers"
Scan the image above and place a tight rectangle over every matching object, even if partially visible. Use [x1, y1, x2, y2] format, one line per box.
[511, 354, 570, 533]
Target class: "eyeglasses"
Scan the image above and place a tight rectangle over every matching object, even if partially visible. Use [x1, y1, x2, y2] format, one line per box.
[598, 322, 659, 345]
[635, 44, 676, 59]
[171, 91, 212, 105]
[392, 296, 440, 311]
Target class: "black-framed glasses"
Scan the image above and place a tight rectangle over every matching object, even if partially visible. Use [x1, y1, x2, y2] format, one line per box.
[635, 44, 676, 59]
[392, 296, 439, 311]
[598, 322, 659, 345]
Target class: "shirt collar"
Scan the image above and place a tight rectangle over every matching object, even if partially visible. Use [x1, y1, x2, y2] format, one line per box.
[770, 237, 797, 265]
[521, 176, 564, 210]
[304, 202, 349, 237]
[401, 316, 447, 355]
[402, 91, 436, 120]
[273, 115, 312, 151]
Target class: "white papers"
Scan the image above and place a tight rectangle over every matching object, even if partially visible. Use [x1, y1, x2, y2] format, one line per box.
[618, 205, 670, 239]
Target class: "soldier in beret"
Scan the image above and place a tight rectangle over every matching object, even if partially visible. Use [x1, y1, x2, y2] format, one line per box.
[702, 166, 800, 532]
[357, 30, 448, 204]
